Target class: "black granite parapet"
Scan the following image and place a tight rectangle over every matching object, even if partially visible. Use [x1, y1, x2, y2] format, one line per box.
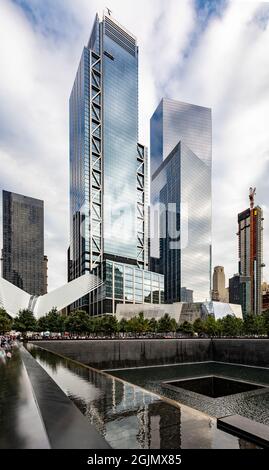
[217, 415, 269, 448]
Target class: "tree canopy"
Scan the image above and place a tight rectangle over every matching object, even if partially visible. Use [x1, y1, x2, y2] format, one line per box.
[13, 309, 37, 334]
[0, 308, 13, 334]
[37, 307, 65, 333]
[9, 305, 269, 338]
[64, 310, 90, 334]
[158, 313, 175, 333]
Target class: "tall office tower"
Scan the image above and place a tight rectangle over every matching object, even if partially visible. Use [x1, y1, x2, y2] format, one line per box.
[237, 188, 264, 315]
[229, 274, 251, 317]
[212, 266, 228, 302]
[2, 190, 46, 296]
[68, 12, 164, 314]
[150, 99, 212, 303]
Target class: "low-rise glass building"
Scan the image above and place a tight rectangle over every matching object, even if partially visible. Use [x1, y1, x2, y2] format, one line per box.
[89, 261, 164, 315]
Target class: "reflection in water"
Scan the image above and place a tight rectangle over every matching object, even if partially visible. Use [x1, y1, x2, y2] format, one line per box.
[0, 347, 49, 449]
[27, 345, 182, 449]
[26, 345, 257, 449]
[0, 348, 25, 448]
[110, 362, 269, 427]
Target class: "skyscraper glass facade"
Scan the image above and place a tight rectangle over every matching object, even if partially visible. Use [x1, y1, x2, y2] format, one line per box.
[103, 17, 138, 260]
[150, 100, 212, 303]
[229, 274, 251, 317]
[2, 190, 46, 296]
[69, 48, 91, 280]
[69, 13, 161, 314]
[151, 98, 212, 175]
[238, 206, 263, 315]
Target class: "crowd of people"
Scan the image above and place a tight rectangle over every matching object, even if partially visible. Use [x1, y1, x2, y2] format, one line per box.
[0, 335, 16, 363]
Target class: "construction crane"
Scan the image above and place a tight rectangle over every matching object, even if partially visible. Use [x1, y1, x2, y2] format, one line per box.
[249, 187, 256, 209]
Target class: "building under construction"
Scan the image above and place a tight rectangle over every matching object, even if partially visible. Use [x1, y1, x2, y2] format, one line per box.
[237, 188, 264, 315]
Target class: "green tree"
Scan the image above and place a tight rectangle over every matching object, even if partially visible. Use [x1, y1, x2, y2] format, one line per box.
[236, 317, 244, 336]
[262, 310, 269, 337]
[94, 317, 106, 335]
[193, 318, 204, 335]
[244, 314, 267, 336]
[148, 318, 158, 333]
[203, 316, 218, 337]
[87, 317, 96, 335]
[215, 319, 224, 337]
[37, 315, 50, 332]
[0, 308, 13, 334]
[127, 316, 138, 334]
[221, 315, 244, 337]
[64, 310, 90, 335]
[252, 315, 266, 336]
[138, 312, 149, 333]
[46, 307, 65, 333]
[102, 315, 118, 336]
[118, 318, 129, 334]
[170, 318, 177, 333]
[127, 312, 148, 335]
[158, 314, 174, 333]
[244, 314, 256, 336]
[13, 309, 37, 334]
[178, 321, 194, 336]
[124, 316, 136, 335]
[38, 308, 65, 333]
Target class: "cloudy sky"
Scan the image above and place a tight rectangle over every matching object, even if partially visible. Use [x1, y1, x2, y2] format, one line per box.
[0, 0, 269, 291]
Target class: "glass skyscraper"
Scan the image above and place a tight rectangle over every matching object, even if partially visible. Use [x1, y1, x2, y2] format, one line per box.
[68, 12, 163, 314]
[2, 190, 46, 296]
[229, 274, 251, 317]
[150, 99, 212, 303]
[237, 203, 263, 316]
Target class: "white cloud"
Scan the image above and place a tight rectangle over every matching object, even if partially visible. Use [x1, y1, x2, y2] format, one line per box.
[162, 0, 269, 284]
[0, 0, 268, 292]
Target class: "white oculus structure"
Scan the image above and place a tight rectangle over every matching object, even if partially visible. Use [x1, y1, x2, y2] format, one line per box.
[0, 274, 103, 319]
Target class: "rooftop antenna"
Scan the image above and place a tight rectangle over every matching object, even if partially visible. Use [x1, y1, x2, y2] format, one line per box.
[106, 7, 112, 16]
[249, 187, 256, 210]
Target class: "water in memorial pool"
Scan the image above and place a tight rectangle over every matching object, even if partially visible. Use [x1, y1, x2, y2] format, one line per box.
[108, 362, 269, 425]
[24, 344, 260, 449]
